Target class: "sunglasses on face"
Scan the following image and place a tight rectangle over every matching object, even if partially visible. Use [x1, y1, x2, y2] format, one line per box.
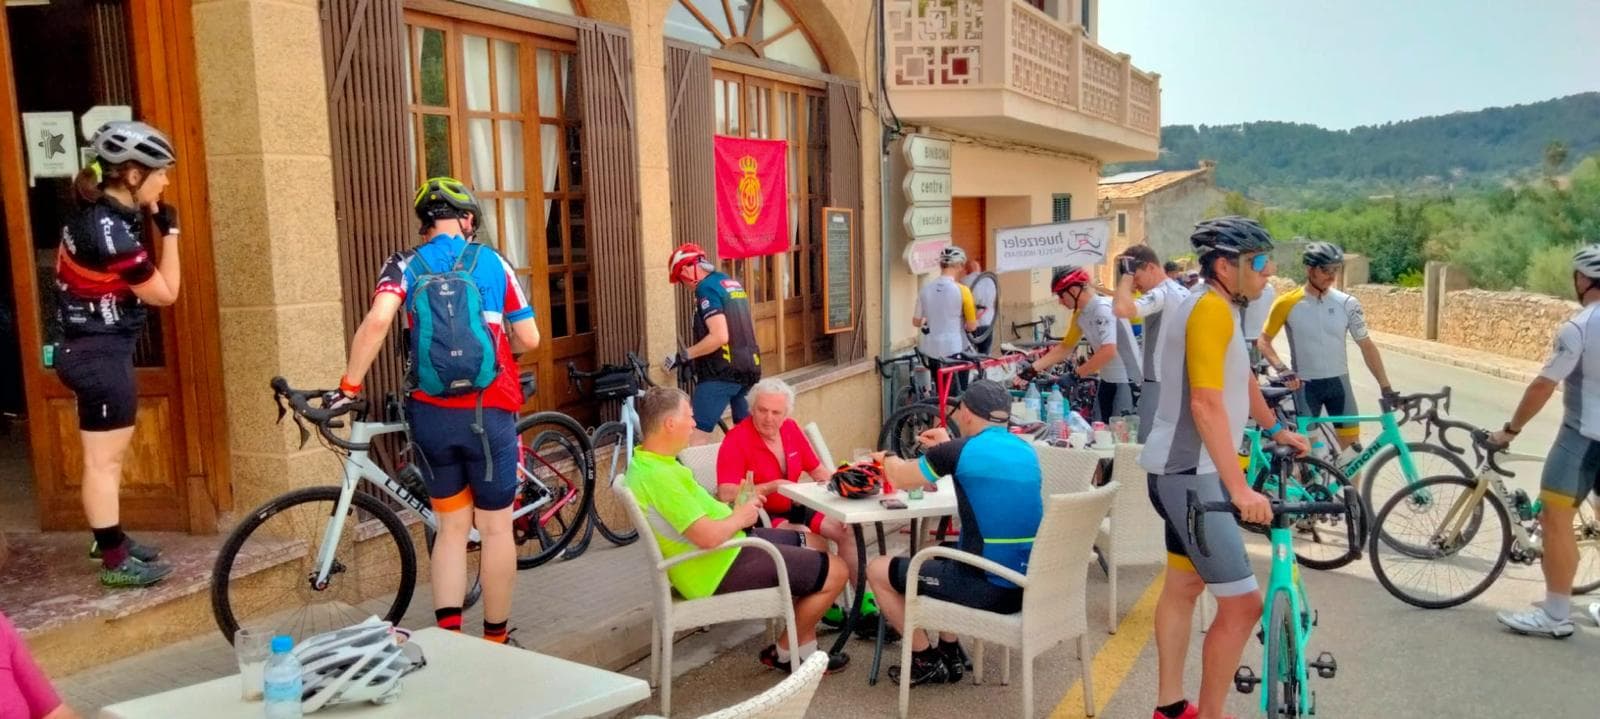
[1242, 253, 1269, 272]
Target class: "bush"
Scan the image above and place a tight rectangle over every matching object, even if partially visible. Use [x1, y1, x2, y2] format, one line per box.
[1395, 269, 1425, 288]
[1525, 245, 1577, 297]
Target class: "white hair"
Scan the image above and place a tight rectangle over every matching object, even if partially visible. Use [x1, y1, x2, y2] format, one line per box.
[749, 378, 796, 414]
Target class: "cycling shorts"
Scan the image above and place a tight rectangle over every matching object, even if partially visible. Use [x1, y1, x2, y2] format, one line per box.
[1097, 381, 1136, 424]
[56, 334, 138, 432]
[1301, 376, 1359, 440]
[1540, 423, 1600, 508]
[889, 542, 1023, 614]
[406, 400, 519, 511]
[691, 380, 751, 433]
[776, 504, 827, 534]
[1147, 472, 1258, 597]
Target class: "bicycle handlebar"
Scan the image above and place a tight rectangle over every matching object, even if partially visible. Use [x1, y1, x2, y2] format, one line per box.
[1383, 387, 1452, 423]
[1186, 489, 1355, 559]
[874, 350, 923, 378]
[567, 352, 652, 396]
[1433, 415, 1512, 477]
[270, 377, 369, 451]
[1009, 315, 1061, 341]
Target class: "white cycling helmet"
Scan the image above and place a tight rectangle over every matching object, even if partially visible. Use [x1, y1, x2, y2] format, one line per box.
[294, 617, 425, 713]
[938, 246, 967, 267]
[1574, 244, 1600, 279]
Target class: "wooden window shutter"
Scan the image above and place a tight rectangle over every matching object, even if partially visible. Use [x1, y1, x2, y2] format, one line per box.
[322, 0, 412, 416]
[577, 24, 645, 365]
[826, 80, 865, 362]
[665, 43, 716, 351]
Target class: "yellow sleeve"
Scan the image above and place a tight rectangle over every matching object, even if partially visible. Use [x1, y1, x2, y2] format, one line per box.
[959, 283, 977, 324]
[1261, 287, 1300, 340]
[1186, 295, 1236, 390]
[1063, 310, 1082, 347]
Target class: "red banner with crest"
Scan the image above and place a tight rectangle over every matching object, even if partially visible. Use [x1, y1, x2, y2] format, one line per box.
[713, 135, 789, 260]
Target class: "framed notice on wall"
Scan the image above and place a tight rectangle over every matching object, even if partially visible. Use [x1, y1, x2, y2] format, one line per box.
[821, 207, 855, 335]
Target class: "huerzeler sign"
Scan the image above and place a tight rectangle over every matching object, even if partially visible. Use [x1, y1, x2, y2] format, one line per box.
[993, 217, 1111, 273]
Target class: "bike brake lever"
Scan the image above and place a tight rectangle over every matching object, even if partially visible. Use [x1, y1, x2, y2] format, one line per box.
[274, 394, 287, 425]
[292, 415, 310, 449]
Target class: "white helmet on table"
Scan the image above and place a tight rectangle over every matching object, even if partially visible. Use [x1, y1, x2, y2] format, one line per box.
[294, 617, 425, 713]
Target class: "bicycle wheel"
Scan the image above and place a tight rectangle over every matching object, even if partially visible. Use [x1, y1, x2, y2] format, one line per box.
[513, 412, 595, 569]
[211, 486, 417, 643]
[965, 271, 999, 349]
[1369, 476, 1512, 609]
[1573, 498, 1600, 595]
[1280, 456, 1368, 571]
[1359, 442, 1473, 517]
[424, 524, 482, 611]
[1263, 591, 1301, 717]
[876, 402, 957, 458]
[586, 421, 639, 546]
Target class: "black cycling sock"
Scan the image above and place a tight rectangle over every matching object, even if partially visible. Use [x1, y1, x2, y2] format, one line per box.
[94, 525, 127, 568]
[483, 619, 509, 644]
[1156, 699, 1190, 718]
[435, 607, 463, 632]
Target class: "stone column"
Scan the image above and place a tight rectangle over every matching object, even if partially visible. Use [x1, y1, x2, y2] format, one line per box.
[1342, 253, 1370, 287]
[191, 0, 347, 514]
[1422, 261, 1469, 342]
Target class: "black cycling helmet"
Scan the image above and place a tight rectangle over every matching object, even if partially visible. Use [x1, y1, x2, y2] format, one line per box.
[1190, 216, 1275, 257]
[828, 461, 885, 499]
[413, 177, 482, 225]
[1302, 241, 1344, 268]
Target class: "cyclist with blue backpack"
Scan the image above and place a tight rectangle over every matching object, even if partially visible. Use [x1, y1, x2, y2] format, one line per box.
[331, 177, 539, 646]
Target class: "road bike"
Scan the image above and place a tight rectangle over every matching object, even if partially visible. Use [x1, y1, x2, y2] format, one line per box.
[562, 353, 654, 557]
[1368, 416, 1600, 609]
[210, 377, 593, 642]
[874, 347, 1047, 458]
[1189, 444, 1361, 717]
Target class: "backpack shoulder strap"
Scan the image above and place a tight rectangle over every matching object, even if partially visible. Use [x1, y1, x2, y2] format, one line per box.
[408, 248, 435, 276]
[457, 242, 487, 273]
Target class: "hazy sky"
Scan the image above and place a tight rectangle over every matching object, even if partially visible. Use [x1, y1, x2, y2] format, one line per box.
[1097, 0, 1600, 130]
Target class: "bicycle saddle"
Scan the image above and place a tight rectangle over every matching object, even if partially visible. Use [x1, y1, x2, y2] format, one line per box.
[1260, 386, 1295, 404]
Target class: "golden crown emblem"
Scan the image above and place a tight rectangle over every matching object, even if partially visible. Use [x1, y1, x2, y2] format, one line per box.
[737, 154, 763, 225]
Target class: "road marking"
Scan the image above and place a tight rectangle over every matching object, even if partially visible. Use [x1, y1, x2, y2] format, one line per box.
[1048, 572, 1165, 719]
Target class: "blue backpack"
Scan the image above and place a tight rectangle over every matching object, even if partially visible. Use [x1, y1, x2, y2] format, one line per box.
[406, 243, 499, 397]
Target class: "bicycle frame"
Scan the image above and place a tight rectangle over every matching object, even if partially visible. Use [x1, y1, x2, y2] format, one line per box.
[927, 350, 1041, 428]
[1260, 525, 1316, 716]
[1295, 409, 1418, 481]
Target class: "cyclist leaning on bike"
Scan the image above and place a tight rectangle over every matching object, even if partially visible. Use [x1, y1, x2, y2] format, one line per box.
[1020, 266, 1142, 422]
[1139, 217, 1310, 719]
[1111, 244, 1189, 442]
[330, 177, 539, 646]
[1487, 243, 1600, 639]
[913, 246, 980, 392]
[1257, 241, 1397, 448]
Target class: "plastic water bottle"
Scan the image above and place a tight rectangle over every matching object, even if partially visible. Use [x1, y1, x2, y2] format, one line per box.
[1066, 410, 1094, 439]
[263, 635, 303, 718]
[1023, 383, 1042, 423]
[1046, 385, 1065, 424]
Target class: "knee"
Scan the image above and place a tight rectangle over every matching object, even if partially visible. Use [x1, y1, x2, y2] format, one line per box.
[866, 556, 891, 587]
[437, 509, 474, 537]
[824, 555, 848, 590]
[1217, 591, 1263, 624]
[1164, 570, 1205, 601]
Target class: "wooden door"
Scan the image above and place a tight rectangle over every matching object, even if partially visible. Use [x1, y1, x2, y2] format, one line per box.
[951, 197, 986, 268]
[1, 0, 225, 531]
[402, 13, 595, 422]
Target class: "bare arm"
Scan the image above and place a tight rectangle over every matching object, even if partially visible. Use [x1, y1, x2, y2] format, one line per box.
[879, 455, 934, 492]
[1075, 343, 1117, 376]
[1356, 337, 1392, 390]
[685, 314, 730, 360]
[509, 316, 540, 354]
[1029, 341, 1076, 374]
[1111, 275, 1138, 320]
[43, 705, 81, 719]
[806, 465, 833, 483]
[341, 293, 402, 387]
[681, 500, 764, 549]
[1507, 377, 1558, 434]
[1256, 335, 1288, 371]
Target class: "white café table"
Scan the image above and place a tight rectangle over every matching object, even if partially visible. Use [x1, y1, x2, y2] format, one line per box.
[98, 627, 650, 719]
[778, 476, 959, 684]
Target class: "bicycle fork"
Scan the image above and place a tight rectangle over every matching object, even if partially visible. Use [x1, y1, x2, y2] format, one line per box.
[309, 467, 364, 590]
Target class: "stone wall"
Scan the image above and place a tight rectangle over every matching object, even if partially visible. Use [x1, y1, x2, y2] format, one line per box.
[1439, 289, 1576, 363]
[1346, 284, 1425, 338]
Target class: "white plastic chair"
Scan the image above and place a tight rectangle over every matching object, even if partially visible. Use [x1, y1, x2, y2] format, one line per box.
[802, 421, 835, 470]
[1034, 443, 1101, 496]
[897, 483, 1119, 719]
[614, 476, 800, 717]
[680, 442, 773, 527]
[1100, 444, 1168, 631]
[632, 651, 828, 719]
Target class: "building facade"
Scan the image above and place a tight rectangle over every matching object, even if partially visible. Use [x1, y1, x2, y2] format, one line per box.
[881, 0, 1161, 346]
[1097, 161, 1223, 270]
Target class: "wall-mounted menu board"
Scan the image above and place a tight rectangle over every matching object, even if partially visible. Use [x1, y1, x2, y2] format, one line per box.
[821, 207, 855, 335]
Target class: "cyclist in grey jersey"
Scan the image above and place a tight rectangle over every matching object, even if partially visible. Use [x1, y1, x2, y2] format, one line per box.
[1112, 244, 1188, 442]
[1488, 243, 1600, 639]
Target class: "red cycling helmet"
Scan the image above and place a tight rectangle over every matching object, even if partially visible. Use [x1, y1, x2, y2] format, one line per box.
[828, 461, 886, 499]
[669, 243, 709, 284]
[1051, 266, 1092, 296]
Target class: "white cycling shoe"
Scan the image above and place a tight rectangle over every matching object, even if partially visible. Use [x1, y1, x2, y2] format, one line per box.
[1496, 605, 1576, 638]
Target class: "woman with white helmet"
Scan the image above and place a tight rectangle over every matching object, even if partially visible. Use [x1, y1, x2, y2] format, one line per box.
[55, 121, 182, 588]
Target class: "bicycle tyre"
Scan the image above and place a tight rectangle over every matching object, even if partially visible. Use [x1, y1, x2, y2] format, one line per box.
[514, 411, 596, 569]
[1368, 475, 1512, 609]
[965, 271, 999, 348]
[425, 525, 482, 611]
[211, 486, 417, 643]
[1263, 590, 1300, 717]
[1572, 499, 1600, 595]
[876, 402, 958, 459]
[1361, 442, 1479, 556]
[587, 421, 640, 546]
[1288, 456, 1369, 571]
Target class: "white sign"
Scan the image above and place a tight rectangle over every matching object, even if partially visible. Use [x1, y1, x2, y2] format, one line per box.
[902, 135, 952, 170]
[902, 171, 953, 204]
[80, 105, 133, 141]
[904, 236, 952, 275]
[903, 204, 952, 239]
[22, 112, 78, 184]
[993, 217, 1112, 273]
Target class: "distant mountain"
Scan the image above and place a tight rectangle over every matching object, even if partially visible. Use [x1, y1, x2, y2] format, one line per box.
[1106, 93, 1600, 206]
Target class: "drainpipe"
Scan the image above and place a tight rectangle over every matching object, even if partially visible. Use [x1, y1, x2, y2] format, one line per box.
[876, 0, 898, 421]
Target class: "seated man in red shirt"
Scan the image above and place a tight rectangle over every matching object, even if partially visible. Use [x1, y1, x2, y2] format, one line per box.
[717, 378, 861, 598]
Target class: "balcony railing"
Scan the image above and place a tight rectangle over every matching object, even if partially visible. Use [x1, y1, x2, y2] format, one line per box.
[886, 0, 1160, 137]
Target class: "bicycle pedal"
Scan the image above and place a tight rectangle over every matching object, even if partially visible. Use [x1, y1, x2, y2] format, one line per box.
[1310, 651, 1337, 679]
[1233, 665, 1260, 694]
